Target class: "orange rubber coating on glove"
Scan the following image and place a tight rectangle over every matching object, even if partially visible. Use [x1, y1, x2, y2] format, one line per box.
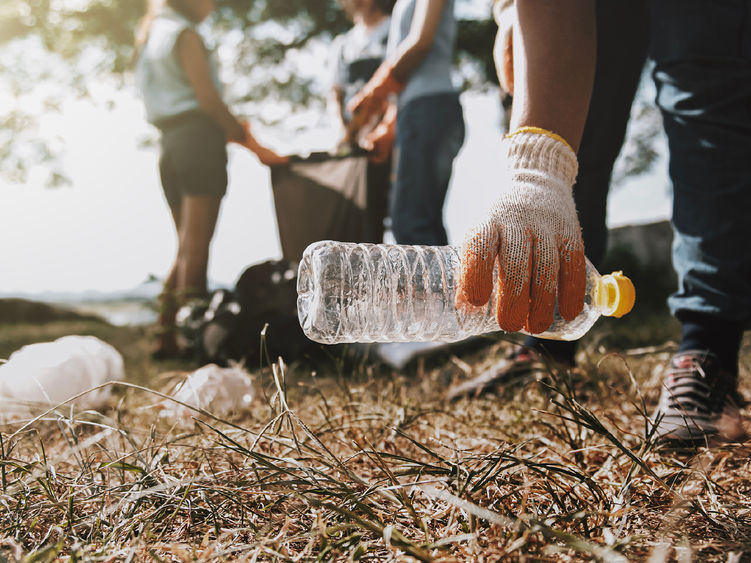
[346, 62, 405, 126]
[457, 129, 585, 335]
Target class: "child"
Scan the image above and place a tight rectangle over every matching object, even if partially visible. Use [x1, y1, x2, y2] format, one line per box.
[135, 0, 287, 357]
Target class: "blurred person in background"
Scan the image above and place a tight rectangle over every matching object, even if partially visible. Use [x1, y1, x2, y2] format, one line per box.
[135, 0, 287, 358]
[347, 0, 465, 246]
[329, 0, 396, 242]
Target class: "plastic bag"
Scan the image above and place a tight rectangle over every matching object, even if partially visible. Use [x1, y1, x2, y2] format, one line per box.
[162, 364, 254, 423]
[0, 335, 124, 420]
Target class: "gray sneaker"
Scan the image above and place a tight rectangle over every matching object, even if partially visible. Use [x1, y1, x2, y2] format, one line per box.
[651, 350, 743, 444]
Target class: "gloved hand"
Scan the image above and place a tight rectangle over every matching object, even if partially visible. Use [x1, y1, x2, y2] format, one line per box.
[457, 127, 585, 335]
[492, 0, 515, 95]
[346, 62, 404, 129]
[360, 104, 397, 164]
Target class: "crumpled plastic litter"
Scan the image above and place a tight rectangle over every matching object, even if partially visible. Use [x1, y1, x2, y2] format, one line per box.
[162, 363, 254, 423]
[374, 342, 449, 369]
[0, 335, 124, 421]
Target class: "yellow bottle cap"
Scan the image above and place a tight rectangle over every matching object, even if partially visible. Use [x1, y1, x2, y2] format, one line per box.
[597, 271, 636, 318]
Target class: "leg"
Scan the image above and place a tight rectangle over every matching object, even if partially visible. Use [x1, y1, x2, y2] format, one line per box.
[364, 158, 391, 243]
[156, 202, 182, 350]
[154, 113, 228, 357]
[176, 195, 222, 296]
[391, 93, 465, 245]
[163, 203, 182, 294]
[650, 0, 751, 442]
[154, 150, 184, 356]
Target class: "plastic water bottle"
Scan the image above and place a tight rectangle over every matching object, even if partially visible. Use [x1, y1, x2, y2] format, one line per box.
[297, 241, 635, 344]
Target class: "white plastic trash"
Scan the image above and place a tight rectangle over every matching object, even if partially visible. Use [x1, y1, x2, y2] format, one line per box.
[0, 335, 124, 420]
[163, 364, 254, 422]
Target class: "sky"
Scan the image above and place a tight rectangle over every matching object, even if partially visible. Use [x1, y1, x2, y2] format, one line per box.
[0, 87, 671, 296]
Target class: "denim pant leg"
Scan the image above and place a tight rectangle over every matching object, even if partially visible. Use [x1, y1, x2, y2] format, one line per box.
[525, 2, 649, 358]
[650, 0, 751, 324]
[391, 93, 465, 246]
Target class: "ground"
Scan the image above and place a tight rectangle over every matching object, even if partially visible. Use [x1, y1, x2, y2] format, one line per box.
[1, 292, 751, 562]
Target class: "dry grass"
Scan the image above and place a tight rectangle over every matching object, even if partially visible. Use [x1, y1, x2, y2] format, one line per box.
[2, 309, 751, 562]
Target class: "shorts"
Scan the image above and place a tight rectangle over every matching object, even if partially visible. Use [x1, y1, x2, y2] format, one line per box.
[157, 111, 228, 209]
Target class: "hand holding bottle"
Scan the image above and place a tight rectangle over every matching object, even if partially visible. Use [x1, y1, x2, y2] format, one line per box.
[457, 127, 586, 335]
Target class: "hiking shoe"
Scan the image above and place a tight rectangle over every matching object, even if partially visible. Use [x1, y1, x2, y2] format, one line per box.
[651, 350, 744, 445]
[447, 346, 571, 401]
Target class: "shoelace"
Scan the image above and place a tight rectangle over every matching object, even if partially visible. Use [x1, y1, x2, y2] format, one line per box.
[662, 356, 724, 416]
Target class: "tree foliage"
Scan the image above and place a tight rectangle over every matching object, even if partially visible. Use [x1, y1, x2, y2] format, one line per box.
[0, 0, 496, 186]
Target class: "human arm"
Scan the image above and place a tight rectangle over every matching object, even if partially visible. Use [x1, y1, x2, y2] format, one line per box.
[510, 0, 595, 153]
[346, 0, 447, 125]
[389, 0, 447, 82]
[176, 28, 245, 142]
[178, 30, 288, 165]
[457, 0, 596, 334]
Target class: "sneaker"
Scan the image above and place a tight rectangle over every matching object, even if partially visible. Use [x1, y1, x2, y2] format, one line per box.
[651, 350, 744, 444]
[446, 346, 571, 401]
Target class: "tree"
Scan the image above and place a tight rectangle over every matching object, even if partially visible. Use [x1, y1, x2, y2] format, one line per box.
[0, 0, 498, 187]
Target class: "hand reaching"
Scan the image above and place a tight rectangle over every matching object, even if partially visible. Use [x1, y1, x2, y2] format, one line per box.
[359, 105, 397, 164]
[346, 62, 404, 130]
[235, 121, 289, 166]
[457, 128, 585, 334]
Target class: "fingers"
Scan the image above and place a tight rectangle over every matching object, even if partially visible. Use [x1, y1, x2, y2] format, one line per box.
[346, 95, 374, 124]
[256, 146, 289, 166]
[557, 241, 586, 320]
[458, 224, 499, 308]
[495, 230, 531, 332]
[526, 239, 558, 334]
[502, 30, 514, 96]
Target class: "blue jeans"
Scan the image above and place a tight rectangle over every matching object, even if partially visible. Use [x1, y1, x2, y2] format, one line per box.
[526, 2, 649, 359]
[650, 0, 751, 324]
[391, 92, 465, 245]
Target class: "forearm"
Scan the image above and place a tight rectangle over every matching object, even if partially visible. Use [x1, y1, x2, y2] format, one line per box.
[389, 0, 446, 83]
[176, 29, 245, 142]
[390, 38, 432, 83]
[510, 0, 596, 152]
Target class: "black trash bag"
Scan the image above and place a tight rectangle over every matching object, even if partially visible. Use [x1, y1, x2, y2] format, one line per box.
[177, 260, 313, 367]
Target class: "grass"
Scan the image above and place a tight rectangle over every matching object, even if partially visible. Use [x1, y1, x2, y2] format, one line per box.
[1, 298, 751, 562]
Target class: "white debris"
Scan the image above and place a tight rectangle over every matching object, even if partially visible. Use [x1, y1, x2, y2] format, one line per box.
[0, 335, 124, 421]
[162, 364, 254, 423]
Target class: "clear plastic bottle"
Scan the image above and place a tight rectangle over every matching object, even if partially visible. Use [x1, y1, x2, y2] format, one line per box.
[297, 240, 635, 344]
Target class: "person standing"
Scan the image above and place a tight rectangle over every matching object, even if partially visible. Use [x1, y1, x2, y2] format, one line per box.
[645, 0, 751, 442]
[458, 0, 749, 445]
[348, 0, 465, 246]
[135, 0, 286, 357]
[329, 0, 396, 243]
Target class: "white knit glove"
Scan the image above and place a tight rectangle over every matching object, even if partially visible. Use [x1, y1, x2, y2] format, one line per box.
[457, 128, 586, 334]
